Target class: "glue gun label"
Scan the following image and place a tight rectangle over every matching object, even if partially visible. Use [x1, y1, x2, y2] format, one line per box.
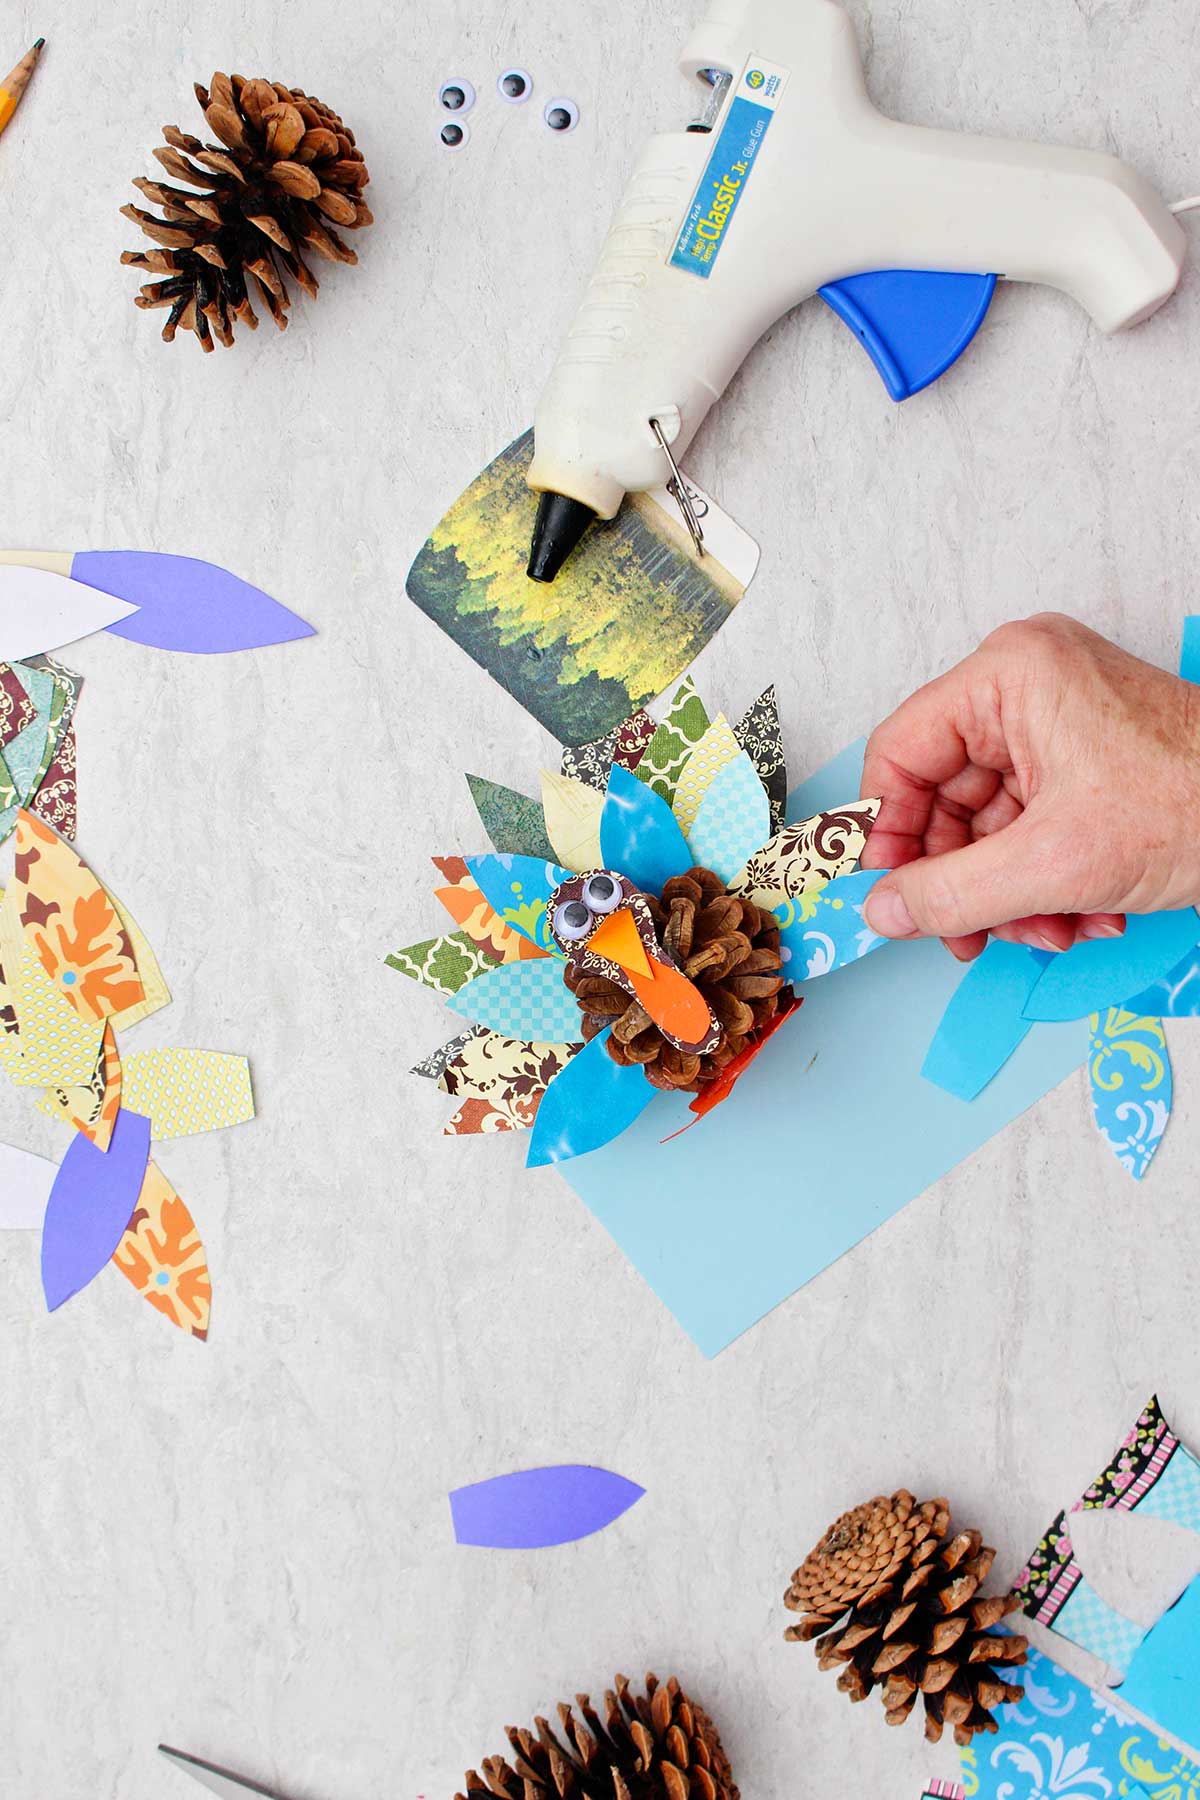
[670, 57, 788, 280]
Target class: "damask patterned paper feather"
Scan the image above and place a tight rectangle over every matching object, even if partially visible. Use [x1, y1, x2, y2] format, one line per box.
[1088, 1008, 1172, 1179]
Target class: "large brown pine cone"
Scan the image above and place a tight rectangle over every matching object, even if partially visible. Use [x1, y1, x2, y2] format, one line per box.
[563, 866, 788, 1093]
[456, 1673, 739, 1800]
[784, 1492, 1028, 1747]
[121, 71, 372, 349]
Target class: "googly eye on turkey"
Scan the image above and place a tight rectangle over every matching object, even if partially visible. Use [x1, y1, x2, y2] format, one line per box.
[582, 873, 622, 913]
[553, 898, 594, 942]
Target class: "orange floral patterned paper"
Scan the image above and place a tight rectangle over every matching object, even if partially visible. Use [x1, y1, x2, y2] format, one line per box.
[432, 855, 547, 965]
[40, 1021, 123, 1150]
[111, 1161, 211, 1339]
[13, 812, 145, 1022]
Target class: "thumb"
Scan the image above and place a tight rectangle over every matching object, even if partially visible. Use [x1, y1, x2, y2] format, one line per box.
[862, 815, 1082, 941]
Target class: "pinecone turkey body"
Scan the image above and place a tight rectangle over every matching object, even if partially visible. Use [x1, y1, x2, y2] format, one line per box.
[122, 71, 372, 349]
[457, 1673, 739, 1800]
[564, 866, 788, 1093]
[784, 1490, 1028, 1747]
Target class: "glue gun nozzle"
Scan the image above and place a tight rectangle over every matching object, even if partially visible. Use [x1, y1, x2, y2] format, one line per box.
[527, 491, 597, 583]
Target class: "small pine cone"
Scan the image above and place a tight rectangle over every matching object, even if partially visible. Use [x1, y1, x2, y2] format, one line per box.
[784, 1492, 1028, 1747]
[456, 1673, 740, 1800]
[122, 71, 372, 350]
[563, 866, 787, 1095]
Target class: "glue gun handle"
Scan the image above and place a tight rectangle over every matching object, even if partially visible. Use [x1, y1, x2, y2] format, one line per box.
[864, 119, 1186, 332]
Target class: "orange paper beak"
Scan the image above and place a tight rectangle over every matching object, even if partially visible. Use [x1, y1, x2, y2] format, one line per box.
[589, 906, 715, 1050]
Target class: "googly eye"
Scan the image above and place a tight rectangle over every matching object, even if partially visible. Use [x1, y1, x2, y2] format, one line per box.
[543, 97, 579, 133]
[553, 898, 593, 942]
[439, 79, 475, 113]
[439, 120, 469, 149]
[497, 67, 533, 103]
[582, 873, 622, 914]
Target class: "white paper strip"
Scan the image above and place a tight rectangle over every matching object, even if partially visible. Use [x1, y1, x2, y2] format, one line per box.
[0, 564, 137, 661]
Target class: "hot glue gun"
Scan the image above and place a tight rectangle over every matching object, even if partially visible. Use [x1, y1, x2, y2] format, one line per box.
[526, 0, 1189, 581]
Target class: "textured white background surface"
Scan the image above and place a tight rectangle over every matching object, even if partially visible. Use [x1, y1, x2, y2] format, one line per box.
[2, 1, 1200, 1796]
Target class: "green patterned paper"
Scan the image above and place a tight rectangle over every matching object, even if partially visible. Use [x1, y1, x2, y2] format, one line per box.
[636, 678, 710, 807]
[465, 775, 555, 860]
[385, 931, 492, 996]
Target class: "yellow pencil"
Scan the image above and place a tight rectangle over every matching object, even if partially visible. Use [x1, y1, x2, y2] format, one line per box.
[0, 38, 44, 138]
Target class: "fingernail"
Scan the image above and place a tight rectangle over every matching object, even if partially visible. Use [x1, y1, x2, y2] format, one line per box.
[865, 889, 916, 938]
[1029, 932, 1065, 953]
[1078, 921, 1125, 940]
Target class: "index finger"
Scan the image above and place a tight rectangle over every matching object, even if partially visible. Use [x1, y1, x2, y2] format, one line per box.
[859, 661, 999, 868]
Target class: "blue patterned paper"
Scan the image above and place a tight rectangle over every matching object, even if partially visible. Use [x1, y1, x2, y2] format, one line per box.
[599, 764, 692, 896]
[527, 1030, 658, 1167]
[1124, 948, 1200, 1018]
[685, 751, 771, 886]
[1022, 911, 1200, 1023]
[1088, 1009, 1172, 1181]
[1121, 1578, 1200, 1756]
[446, 959, 581, 1042]
[778, 868, 889, 980]
[962, 1639, 1200, 1800]
[1054, 1573, 1148, 1676]
[463, 854, 571, 950]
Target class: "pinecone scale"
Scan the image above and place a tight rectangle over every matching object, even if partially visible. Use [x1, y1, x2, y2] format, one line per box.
[122, 72, 372, 349]
[785, 1491, 1028, 1747]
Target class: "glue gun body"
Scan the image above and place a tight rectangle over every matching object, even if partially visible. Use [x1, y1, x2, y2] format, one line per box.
[527, 0, 1186, 578]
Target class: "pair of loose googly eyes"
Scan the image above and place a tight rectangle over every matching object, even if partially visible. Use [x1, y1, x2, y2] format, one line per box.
[438, 71, 579, 147]
[553, 873, 623, 943]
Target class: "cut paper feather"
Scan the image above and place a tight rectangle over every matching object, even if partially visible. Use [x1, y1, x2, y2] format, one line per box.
[39, 1021, 122, 1149]
[778, 869, 887, 978]
[466, 775, 555, 861]
[41, 1107, 151, 1311]
[0, 890, 106, 1088]
[12, 811, 145, 1022]
[440, 1031, 580, 1131]
[0, 1141, 56, 1227]
[463, 855, 570, 951]
[526, 1029, 659, 1166]
[433, 856, 549, 963]
[1118, 1575, 1200, 1752]
[449, 1464, 645, 1549]
[386, 930, 496, 996]
[599, 765, 692, 896]
[561, 709, 655, 791]
[686, 751, 772, 887]
[0, 563, 138, 660]
[413, 1027, 482, 1081]
[729, 801, 880, 912]
[405, 430, 757, 742]
[1088, 1009, 1172, 1179]
[1125, 947, 1200, 1017]
[112, 1162, 211, 1339]
[734, 685, 787, 833]
[540, 769, 605, 872]
[446, 960, 585, 1044]
[636, 678, 710, 806]
[120, 1049, 254, 1140]
[922, 942, 1051, 1102]
[670, 714, 739, 834]
[1022, 909, 1200, 1023]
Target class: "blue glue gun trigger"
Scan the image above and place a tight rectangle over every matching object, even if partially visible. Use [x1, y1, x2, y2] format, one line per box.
[819, 270, 998, 401]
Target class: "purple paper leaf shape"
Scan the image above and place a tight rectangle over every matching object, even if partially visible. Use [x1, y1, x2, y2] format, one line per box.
[449, 1463, 645, 1548]
[41, 1107, 151, 1311]
[70, 551, 316, 654]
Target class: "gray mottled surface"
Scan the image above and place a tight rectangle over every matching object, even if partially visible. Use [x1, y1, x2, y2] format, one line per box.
[2, 1, 1200, 1795]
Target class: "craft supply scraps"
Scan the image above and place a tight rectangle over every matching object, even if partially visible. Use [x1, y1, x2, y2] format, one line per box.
[0, 811, 256, 1338]
[784, 1489, 1026, 1746]
[1013, 1394, 1200, 1683]
[122, 71, 373, 350]
[0, 550, 315, 654]
[959, 1635, 1200, 1800]
[389, 682, 887, 1165]
[921, 1784, 964, 1800]
[455, 1673, 738, 1800]
[449, 1464, 645, 1549]
[0, 38, 44, 139]
[0, 654, 81, 846]
[406, 430, 759, 743]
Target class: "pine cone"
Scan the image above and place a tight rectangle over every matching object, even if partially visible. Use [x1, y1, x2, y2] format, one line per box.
[121, 71, 372, 349]
[784, 1491, 1028, 1747]
[562, 866, 788, 1093]
[456, 1673, 739, 1800]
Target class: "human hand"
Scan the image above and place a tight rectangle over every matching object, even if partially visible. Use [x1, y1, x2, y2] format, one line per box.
[859, 614, 1200, 961]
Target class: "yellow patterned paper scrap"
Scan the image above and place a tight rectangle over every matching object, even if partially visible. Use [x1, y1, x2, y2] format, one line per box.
[122, 1049, 254, 1138]
[0, 888, 105, 1087]
[671, 715, 740, 834]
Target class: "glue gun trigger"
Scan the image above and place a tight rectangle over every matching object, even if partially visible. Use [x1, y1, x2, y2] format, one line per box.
[819, 269, 998, 402]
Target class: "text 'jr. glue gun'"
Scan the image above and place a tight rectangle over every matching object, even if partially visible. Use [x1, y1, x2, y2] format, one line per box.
[526, 0, 1189, 580]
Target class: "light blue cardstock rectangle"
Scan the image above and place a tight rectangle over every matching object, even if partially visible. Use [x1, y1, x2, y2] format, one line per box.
[559, 741, 1087, 1356]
